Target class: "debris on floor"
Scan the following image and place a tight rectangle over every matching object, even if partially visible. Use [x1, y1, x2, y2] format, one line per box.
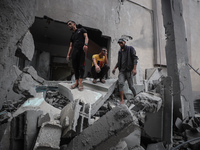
[0, 76, 200, 150]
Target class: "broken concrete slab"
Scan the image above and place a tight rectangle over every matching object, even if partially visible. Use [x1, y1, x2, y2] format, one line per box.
[110, 140, 128, 150]
[0, 122, 10, 150]
[60, 99, 91, 138]
[123, 126, 141, 149]
[58, 78, 117, 116]
[38, 113, 51, 127]
[23, 66, 45, 84]
[146, 142, 166, 150]
[66, 105, 139, 150]
[134, 92, 162, 113]
[58, 82, 103, 104]
[16, 30, 35, 61]
[13, 92, 61, 118]
[10, 110, 43, 150]
[13, 73, 37, 98]
[33, 121, 62, 150]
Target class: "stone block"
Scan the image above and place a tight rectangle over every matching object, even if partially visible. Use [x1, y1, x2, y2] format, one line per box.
[66, 105, 139, 150]
[34, 121, 62, 150]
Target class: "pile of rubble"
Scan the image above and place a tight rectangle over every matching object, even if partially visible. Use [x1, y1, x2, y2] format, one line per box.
[0, 67, 200, 150]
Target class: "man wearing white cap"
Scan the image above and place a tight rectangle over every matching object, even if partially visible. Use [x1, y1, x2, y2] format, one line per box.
[112, 38, 138, 104]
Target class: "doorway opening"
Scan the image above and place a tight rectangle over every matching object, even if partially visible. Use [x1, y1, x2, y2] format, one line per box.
[30, 16, 111, 81]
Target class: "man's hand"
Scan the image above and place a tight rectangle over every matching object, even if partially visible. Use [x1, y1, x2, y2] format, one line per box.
[112, 68, 116, 75]
[95, 65, 101, 73]
[83, 45, 88, 53]
[66, 55, 70, 63]
[132, 69, 137, 76]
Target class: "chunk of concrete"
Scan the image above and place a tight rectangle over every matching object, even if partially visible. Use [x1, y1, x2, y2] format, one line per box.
[10, 110, 43, 150]
[66, 105, 139, 150]
[146, 142, 166, 150]
[38, 113, 51, 127]
[110, 140, 128, 150]
[60, 99, 91, 138]
[16, 30, 35, 61]
[33, 121, 62, 150]
[13, 92, 61, 118]
[13, 73, 37, 98]
[123, 126, 141, 149]
[23, 66, 45, 84]
[134, 92, 162, 113]
[59, 78, 117, 116]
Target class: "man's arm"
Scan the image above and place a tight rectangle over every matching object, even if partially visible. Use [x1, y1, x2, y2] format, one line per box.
[92, 56, 100, 72]
[66, 42, 73, 61]
[112, 63, 118, 74]
[104, 49, 108, 65]
[131, 47, 138, 76]
[83, 33, 89, 52]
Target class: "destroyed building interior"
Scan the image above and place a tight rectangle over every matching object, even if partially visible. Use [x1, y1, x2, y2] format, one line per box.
[0, 0, 200, 150]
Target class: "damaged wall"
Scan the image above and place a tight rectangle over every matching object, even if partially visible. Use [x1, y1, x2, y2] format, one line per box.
[0, 0, 37, 109]
[35, 0, 154, 79]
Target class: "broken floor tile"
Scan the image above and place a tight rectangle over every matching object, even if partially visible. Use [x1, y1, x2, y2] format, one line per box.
[66, 105, 139, 150]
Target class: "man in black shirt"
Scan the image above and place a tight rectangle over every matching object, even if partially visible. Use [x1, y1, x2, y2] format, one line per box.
[112, 38, 138, 104]
[66, 20, 89, 91]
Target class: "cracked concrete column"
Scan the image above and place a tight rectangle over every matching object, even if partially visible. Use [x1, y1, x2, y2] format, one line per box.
[161, 0, 194, 120]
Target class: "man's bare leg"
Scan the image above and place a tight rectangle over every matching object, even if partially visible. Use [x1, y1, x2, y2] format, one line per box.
[120, 91, 124, 104]
[78, 78, 84, 91]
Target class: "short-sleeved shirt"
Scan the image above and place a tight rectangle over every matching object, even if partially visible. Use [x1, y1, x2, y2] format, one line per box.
[70, 28, 87, 49]
[92, 54, 105, 68]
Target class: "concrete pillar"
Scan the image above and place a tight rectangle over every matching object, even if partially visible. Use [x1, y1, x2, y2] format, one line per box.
[161, 0, 194, 120]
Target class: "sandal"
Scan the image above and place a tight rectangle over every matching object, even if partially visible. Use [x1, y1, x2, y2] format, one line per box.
[78, 84, 84, 91]
[92, 79, 97, 84]
[100, 79, 105, 83]
[70, 83, 78, 89]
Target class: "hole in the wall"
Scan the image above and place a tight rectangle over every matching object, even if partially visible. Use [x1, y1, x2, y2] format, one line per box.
[30, 16, 111, 81]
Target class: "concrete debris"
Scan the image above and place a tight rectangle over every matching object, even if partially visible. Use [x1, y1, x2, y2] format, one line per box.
[110, 140, 128, 150]
[33, 121, 62, 150]
[23, 66, 45, 84]
[12, 92, 61, 118]
[16, 30, 35, 61]
[133, 92, 162, 113]
[66, 105, 139, 150]
[13, 73, 37, 98]
[38, 113, 51, 127]
[10, 110, 43, 150]
[60, 99, 91, 138]
[45, 90, 70, 110]
[123, 126, 141, 149]
[146, 142, 166, 150]
[58, 78, 117, 115]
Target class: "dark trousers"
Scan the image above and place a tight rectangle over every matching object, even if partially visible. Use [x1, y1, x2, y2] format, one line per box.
[91, 64, 110, 79]
[72, 49, 86, 79]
